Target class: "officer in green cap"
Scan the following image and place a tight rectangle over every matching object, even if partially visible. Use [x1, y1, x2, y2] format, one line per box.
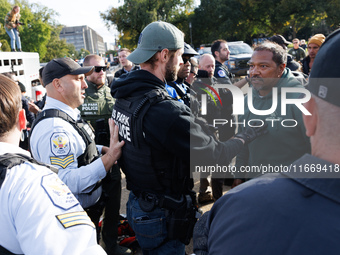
[80, 54, 132, 255]
[111, 21, 267, 255]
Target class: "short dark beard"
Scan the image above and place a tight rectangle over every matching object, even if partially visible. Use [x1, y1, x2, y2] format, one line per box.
[165, 53, 177, 81]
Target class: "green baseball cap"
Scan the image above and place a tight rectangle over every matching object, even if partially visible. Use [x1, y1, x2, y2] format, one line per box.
[127, 21, 184, 64]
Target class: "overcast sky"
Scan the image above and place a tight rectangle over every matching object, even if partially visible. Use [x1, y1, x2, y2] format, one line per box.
[27, 0, 122, 44]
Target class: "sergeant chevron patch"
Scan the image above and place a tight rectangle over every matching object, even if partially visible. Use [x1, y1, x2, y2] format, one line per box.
[50, 154, 74, 169]
[56, 211, 95, 229]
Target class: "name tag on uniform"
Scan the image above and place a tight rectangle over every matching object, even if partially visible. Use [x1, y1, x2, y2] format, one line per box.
[81, 102, 99, 115]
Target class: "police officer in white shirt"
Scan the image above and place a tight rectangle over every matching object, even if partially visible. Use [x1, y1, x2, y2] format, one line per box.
[0, 74, 108, 254]
[29, 58, 124, 209]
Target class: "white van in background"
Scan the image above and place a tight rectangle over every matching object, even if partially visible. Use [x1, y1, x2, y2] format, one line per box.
[0, 52, 45, 101]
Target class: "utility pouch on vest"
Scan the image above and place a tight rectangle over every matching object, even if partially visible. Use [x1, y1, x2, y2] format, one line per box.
[138, 193, 157, 212]
[166, 194, 198, 245]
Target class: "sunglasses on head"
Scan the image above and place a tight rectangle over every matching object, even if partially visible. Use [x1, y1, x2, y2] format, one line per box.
[94, 66, 107, 72]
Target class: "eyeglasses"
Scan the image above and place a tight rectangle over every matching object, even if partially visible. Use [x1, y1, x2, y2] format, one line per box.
[293, 42, 299, 44]
[182, 56, 191, 64]
[94, 66, 107, 72]
[190, 71, 197, 77]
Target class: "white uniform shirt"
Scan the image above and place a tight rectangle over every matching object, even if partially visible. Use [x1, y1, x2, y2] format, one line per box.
[0, 143, 106, 255]
[30, 97, 107, 208]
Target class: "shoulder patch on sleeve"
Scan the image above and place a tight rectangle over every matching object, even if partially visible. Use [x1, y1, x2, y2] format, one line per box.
[50, 132, 71, 156]
[56, 211, 95, 229]
[50, 154, 74, 169]
[41, 173, 79, 210]
[218, 69, 226, 77]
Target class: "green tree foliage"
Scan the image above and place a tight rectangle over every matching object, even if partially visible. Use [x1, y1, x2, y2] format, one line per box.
[0, 0, 55, 58]
[0, 0, 14, 49]
[323, 0, 340, 29]
[18, 2, 53, 58]
[0, 0, 82, 62]
[78, 48, 90, 60]
[191, 0, 339, 46]
[41, 25, 70, 62]
[100, 0, 194, 48]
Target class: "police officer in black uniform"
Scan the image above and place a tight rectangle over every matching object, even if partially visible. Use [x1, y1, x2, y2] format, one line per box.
[211, 39, 233, 85]
[167, 43, 199, 107]
[111, 21, 267, 255]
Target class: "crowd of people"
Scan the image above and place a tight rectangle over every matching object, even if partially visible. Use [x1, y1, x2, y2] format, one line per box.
[0, 16, 339, 255]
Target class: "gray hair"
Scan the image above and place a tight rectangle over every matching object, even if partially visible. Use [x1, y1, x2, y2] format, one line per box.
[254, 41, 287, 66]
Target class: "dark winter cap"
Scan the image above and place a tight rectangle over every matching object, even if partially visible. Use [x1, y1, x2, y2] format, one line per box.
[308, 29, 340, 107]
[42, 57, 94, 86]
[269, 35, 292, 46]
[184, 43, 198, 55]
[127, 21, 184, 64]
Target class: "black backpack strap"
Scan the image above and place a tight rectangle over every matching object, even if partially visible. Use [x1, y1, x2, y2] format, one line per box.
[0, 153, 57, 189]
[0, 153, 57, 254]
[29, 109, 77, 151]
[30, 109, 76, 135]
[132, 89, 172, 148]
[30, 109, 93, 152]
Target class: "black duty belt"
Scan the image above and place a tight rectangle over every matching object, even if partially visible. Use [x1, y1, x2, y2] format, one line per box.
[133, 191, 185, 212]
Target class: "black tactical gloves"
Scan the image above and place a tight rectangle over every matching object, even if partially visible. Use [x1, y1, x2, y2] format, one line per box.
[234, 122, 268, 145]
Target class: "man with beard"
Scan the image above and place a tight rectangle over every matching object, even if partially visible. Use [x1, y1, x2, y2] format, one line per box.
[111, 21, 267, 254]
[211, 39, 249, 88]
[207, 29, 340, 255]
[211, 39, 232, 84]
[232, 42, 310, 188]
[80, 55, 132, 255]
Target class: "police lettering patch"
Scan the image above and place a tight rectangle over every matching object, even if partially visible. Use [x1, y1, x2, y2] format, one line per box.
[218, 70, 226, 77]
[56, 211, 95, 229]
[81, 102, 99, 115]
[50, 132, 70, 156]
[41, 173, 79, 210]
[50, 154, 75, 169]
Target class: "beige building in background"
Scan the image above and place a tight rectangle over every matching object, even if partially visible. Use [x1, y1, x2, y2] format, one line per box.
[60, 25, 106, 55]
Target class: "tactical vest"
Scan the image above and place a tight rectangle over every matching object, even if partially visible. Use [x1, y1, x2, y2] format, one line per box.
[0, 153, 56, 255]
[79, 85, 113, 126]
[113, 89, 191, 198]
[30, 109, 99, 168]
